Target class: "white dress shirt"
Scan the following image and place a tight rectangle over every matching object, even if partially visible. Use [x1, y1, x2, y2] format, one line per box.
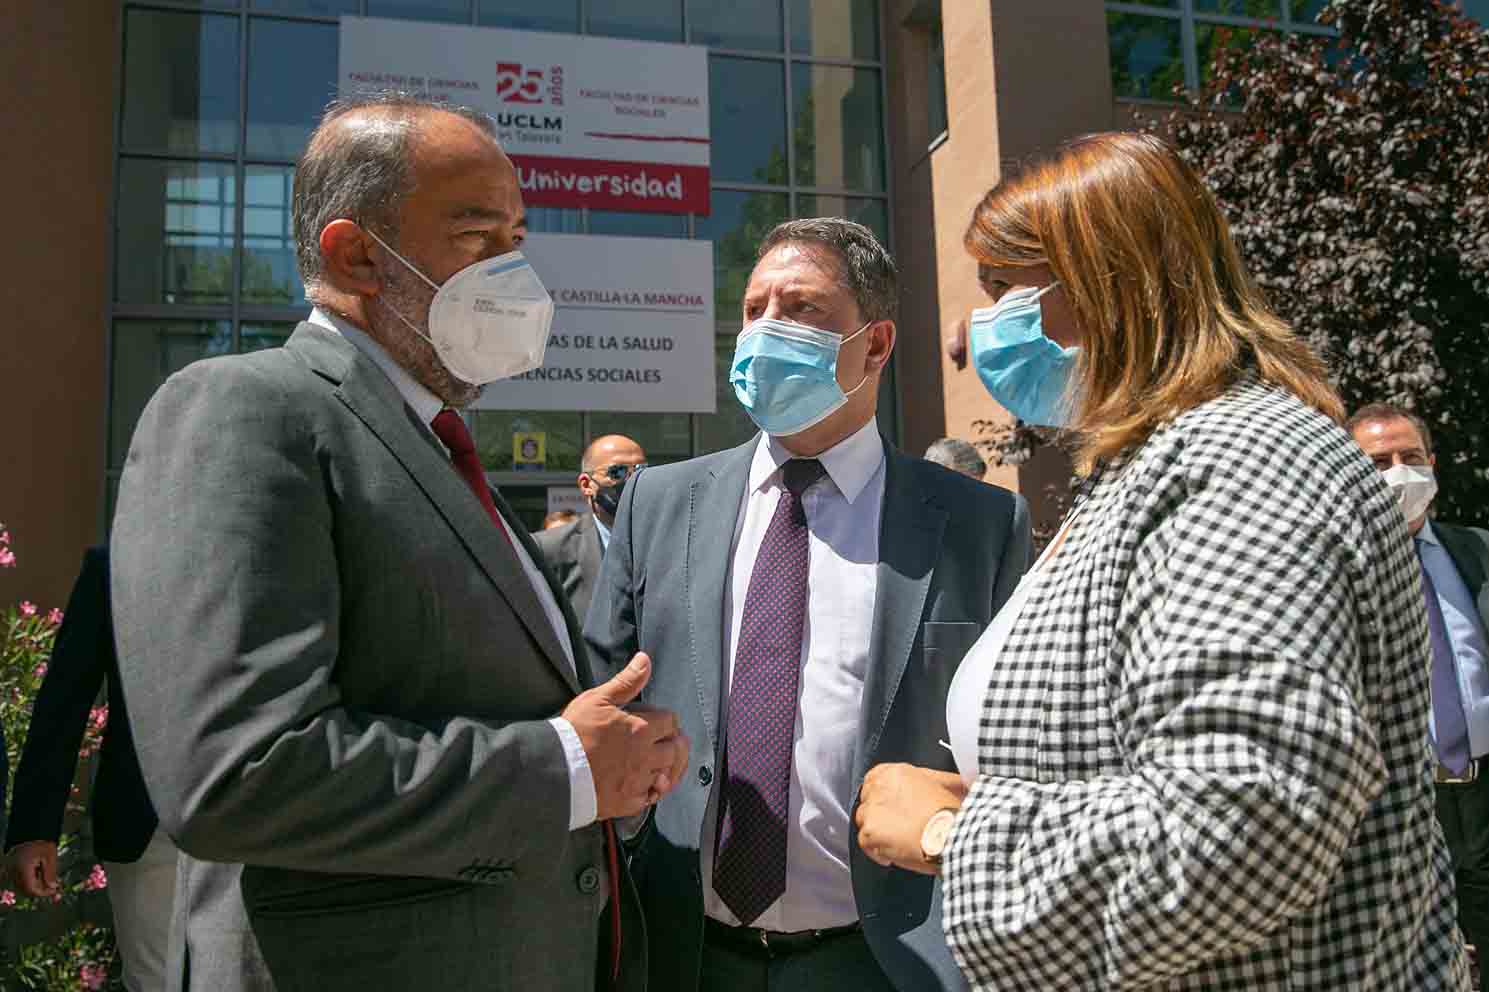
[701, 417, 886, 932]
[309, 308, 597, 830]
[594, 513, 612, 551]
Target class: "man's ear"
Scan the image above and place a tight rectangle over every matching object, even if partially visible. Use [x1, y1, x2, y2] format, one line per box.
[319, 219, 382, 297]
[865, 319, 896, 373]
[577, 472, 597, 499]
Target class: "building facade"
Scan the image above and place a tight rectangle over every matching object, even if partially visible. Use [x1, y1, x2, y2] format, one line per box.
[2, 0, 1477, 606]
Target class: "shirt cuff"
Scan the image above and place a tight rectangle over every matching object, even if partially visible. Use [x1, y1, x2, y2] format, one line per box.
[549, 717, 598, 831]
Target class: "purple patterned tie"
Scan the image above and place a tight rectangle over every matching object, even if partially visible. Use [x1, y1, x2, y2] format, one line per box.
[714, 458, 825, 925]
[1418, 538, 1473, 776]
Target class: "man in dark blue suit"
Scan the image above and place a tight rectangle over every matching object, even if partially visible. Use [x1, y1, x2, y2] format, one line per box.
[5, 548, 173, 991]
[586, 218, 1031, 992]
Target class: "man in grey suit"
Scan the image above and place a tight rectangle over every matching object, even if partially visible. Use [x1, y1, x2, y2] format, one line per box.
[111, 94, 687, 992]
[534, 434, 647, 621]
[585, 218, 1031, 992]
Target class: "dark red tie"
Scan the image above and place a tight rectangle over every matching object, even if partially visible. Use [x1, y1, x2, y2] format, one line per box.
[430, 408, 623, 982]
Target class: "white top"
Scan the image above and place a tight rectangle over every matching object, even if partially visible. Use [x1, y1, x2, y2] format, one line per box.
[308, 308, 596, 830]
[947, 516, 1074, 785]
[701, 418, 886, 932]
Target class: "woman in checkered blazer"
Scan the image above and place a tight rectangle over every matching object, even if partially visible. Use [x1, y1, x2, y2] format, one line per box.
[854, 132, 1468, 989]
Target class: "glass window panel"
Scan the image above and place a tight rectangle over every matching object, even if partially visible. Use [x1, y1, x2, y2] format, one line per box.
[588, 412, 693, 463]
[791, 64, 885, 193]
[695, 189, 788, 328]
[242, 166, 307, 307]
[122, 10, 240, 155]
[247, 18, 338, 160]
[1106, 13, 1185, 100]
[698, 337, 759, 453]
[689, 0, 782, 52]
[117, 159, 236, 305]
[588, 0, 683, 43]
[709, 57, 788, 184]
[478, 0, 579, 33]
[1196, 24, 1270, 92]
[110, 319, 234, 468]
[251, 0, 358, 12]
[366, 0, 470, 22]
[795, 195, 887, 245]
[1195, 0, 1282, 15]
[472, 411, 583, 471]
[790, 0, 878, 60]
[1289, 0, 1329, 21]
[525, 207, 584, 234]
[241, 321, 298, 352]
[588, 211, 689, 238]
[494, 484, 551, 534]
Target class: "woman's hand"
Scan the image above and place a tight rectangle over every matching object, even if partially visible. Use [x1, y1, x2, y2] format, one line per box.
[854, 763, 968, 875]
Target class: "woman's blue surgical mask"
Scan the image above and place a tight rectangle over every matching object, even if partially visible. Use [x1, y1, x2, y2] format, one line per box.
[730, 318, 872, 437]
[970, 282, 1079, 427]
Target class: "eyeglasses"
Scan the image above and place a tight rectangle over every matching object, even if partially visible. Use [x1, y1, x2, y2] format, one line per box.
[599, 462, 647, 482]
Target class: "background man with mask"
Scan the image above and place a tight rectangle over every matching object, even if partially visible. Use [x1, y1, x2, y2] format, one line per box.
[1349, 402, 1489, 956]
[110, 93, 687, 992]
[585, 218, 1031, 992]
[535, 434, 647, 621]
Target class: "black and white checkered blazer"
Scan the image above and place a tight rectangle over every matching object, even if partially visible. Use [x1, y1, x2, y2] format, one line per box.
[942, 378, 1469, 990]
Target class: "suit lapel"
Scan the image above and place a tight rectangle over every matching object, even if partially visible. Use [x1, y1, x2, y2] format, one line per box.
[491, 486, 584, 694]
[687, 442, 755, 755]
[580, 513, 604, 595]
[289, 324, 580, 694]
[854, 448, 948, 787]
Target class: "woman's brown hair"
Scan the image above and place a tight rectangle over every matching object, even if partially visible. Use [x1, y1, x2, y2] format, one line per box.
[965, 131, 1342, 472]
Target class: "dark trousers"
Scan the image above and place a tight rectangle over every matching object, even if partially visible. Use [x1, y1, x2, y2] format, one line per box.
[1439, 771, 1489, 950]
[700, 927, 897, 992]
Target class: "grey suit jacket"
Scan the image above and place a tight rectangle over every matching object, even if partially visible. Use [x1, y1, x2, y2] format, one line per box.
[583, 435, 1031, 992]
[111, 322, 642, 992]
[534, 512, 605, 621]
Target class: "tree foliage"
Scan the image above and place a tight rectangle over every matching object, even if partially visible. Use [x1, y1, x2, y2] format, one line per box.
[1164, 0, 1489, 522]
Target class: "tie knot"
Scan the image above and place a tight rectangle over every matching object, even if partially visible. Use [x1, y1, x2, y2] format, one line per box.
[431, 410, 475, 457]
[781, 458, 825, 498]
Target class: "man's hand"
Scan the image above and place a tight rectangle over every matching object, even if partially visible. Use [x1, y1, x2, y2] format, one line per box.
[562, 653, 690, 820]
[854, 763, 968, 875]
[9, 840, 60, 898]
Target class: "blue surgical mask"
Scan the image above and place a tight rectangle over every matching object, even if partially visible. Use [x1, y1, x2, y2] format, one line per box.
[730, 318, 872, 437]
[970, 282, 1078, 427]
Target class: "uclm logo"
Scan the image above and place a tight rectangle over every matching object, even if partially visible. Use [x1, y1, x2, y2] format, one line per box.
[496, 63, 565, 106]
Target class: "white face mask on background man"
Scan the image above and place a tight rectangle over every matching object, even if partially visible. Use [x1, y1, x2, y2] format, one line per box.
[1381, 463, 1438, 523]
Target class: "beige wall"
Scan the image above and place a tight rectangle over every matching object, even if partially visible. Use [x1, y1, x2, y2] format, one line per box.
[0, 1, 117, 610]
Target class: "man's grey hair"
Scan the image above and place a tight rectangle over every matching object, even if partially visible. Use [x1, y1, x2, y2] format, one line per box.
[292, 92, 497, 295]
[756, 218, 898, 322]
[924, 437, 987, 479]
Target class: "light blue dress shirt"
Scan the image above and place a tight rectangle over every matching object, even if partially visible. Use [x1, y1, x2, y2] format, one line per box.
[594, 513, 612, 552]
[1419, 520, 1489, 757]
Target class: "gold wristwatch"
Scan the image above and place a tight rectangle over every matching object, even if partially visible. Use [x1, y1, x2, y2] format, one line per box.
[919, 808, 957, 865]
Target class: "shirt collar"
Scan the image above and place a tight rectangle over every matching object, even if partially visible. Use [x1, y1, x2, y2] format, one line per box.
[748, 417, 885, 505]
[309, 307, 445, 427]
[1418, 519, 1442, 546]
[593, 513, 612, 550]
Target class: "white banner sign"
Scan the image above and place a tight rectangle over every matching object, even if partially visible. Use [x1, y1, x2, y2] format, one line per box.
[474, 233, 716, 414]
[339, 17, 710, 214]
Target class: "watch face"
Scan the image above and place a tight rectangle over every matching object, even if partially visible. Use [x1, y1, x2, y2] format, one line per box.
[922, 809, 955, 859]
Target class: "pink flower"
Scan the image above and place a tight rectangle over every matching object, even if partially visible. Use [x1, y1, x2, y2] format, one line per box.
[80, 964, 107, 990]
[32, 662, 47, 679]
[0, 890, 14, 906]
[84, 864, 108, 891]
[0, 548, 13, 567]
[19, 601, 36, 616]
[88, 707, 109, 733]
[0, 528, 11, 545]
[45, 607, 63, 626]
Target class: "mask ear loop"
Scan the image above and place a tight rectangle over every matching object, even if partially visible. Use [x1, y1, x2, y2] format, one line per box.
[363, 227, 447, 356]
[364, 227, 443, 293]
[838, 319, 877, 398]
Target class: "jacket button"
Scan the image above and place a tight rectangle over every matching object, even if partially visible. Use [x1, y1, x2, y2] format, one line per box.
[698, 765, 713, 786]
[577, 866, 601, 894]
